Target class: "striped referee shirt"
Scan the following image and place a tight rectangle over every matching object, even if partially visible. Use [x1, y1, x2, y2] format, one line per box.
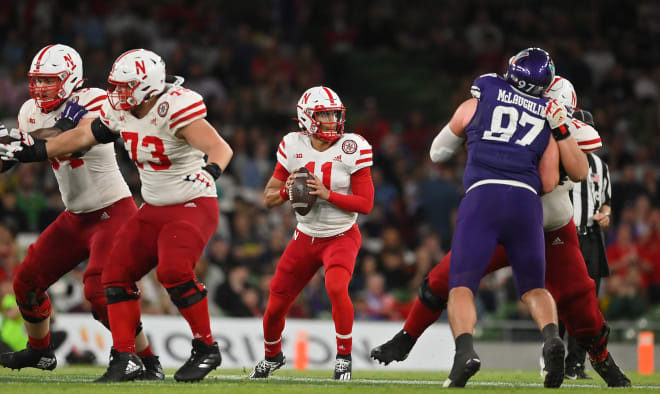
[570, 153, 611, 228]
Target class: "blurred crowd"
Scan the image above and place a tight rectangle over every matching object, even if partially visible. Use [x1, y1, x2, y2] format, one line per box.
[0, 0, 659, 325]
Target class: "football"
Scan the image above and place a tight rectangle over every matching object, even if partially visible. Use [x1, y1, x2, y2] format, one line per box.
[290, 167, 317, 216]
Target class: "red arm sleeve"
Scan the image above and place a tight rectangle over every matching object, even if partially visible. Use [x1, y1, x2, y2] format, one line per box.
[272, 162, 290, 181]
[327, 167, 374, 214]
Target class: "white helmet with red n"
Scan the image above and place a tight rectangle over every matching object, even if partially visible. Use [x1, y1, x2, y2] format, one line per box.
[28, 44, 84, 112]
[544, 76, 577, 114]
[107, 49, 166, 111]
[296, 86, 346, 142]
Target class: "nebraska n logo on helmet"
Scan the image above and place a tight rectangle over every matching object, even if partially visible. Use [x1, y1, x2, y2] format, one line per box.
[28, 44, 84, 112]
[504, 47, 555, 97]
[296, 86, 346, 143]
[107, 49, 166, 111]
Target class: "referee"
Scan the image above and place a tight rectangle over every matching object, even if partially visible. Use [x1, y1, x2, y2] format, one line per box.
[565, 109, 612, 380]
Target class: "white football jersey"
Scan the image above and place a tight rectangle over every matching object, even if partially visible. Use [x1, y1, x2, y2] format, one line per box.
[99, 85, 215, 206]
[18, 88, 131, 214]
[542, 119, 602, 231]
[277, 132, 373, 237]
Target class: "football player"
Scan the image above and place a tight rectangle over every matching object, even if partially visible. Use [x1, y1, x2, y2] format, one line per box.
[249, 86, 374, 381]
[413, 47, 592, 388]
[371, 76, 631, 387]
[0, 49, 233, 382]
[0, 44, 163, 380]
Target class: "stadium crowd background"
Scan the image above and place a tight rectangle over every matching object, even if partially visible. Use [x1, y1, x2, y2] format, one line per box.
[0, 0, 659, 326]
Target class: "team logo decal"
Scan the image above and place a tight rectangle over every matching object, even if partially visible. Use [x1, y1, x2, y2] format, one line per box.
[158, 102, 169, 117]
[342, 139, 357, 154]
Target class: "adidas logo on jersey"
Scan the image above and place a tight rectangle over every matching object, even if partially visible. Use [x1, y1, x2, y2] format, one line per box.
[100, 212, 110, 220]
[333, 154, 342, 161]
[551, 237, 564, 245]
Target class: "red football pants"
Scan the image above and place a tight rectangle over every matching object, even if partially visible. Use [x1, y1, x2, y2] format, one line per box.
[13, 197, 137, 324]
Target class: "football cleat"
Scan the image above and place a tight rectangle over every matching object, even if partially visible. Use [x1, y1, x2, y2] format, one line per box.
[173, 339, 221, 382]
[443, 350, 481, 388]
[334, 354, 352, 381]
[0, 343, 57, 371]
[249, 352, 286, 379]
[590, 353, 631, 387]
[565, 362, 592, 380]
[140, 354, 165, 381]
[541, 337, 565, 388]
[370, 330, 417, 366]
[95, 349, 144, 382]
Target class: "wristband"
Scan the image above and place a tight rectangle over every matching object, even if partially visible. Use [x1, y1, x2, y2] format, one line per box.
[202, 162, 222, 180]
[551, 124, 571, 141]
[279, 185, 289, 201]
[54, 117, 75, 131]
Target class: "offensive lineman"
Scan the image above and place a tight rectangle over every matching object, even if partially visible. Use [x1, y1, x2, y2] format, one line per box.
[0, 49, 233, 382]
[250, 86, 374, 381]
[0, 44, 162, 380]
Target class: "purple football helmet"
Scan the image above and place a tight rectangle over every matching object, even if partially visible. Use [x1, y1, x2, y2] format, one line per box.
[504, 48, 555, 97]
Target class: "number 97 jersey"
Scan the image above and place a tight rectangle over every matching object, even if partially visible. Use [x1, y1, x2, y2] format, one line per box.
[464, 73, 553, 194]
[277, 132, 372, 238]
[99, 86, 215, 206]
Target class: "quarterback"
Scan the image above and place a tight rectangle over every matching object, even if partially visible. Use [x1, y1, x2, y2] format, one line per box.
[250, 86, 374, 381]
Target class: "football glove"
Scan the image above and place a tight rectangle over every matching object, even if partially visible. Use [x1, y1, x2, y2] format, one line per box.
[545, 99, 571, 141]
[54, 100, 88, 131]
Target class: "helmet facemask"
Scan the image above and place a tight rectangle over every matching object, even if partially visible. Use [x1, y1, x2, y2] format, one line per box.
[28, 71, 70, 112]
[302, 106, 345, 142]
[107, 79, 141, 111]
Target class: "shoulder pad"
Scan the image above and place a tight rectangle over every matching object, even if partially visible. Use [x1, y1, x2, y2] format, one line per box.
[165, 87, 206, 132]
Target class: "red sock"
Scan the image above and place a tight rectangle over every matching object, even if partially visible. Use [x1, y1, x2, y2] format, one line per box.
[325, 268, 353, 355]
[263, 293, 293, 358]
[137, 345, 155, 359]
[178, 299, 213, 345]
[403, 298, 444, 338]
[29, 332, 50, 350]
[108, 299, 140, 353]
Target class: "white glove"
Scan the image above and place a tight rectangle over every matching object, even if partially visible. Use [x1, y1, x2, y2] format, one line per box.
[545, 99, 569, 130]
[183, 169, 215, 192]
[0, 141, 25, 161]
[0, 126, 34, 146]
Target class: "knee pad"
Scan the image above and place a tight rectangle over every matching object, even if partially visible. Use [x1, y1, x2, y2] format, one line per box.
[13, 276, 51, 323]
[166, 280, 207, 309]
[105, 285, 140, 305]
[577, 323, 609, 355]
[418, 278, 447, 311]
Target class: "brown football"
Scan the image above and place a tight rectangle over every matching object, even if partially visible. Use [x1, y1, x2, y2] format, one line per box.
[290, 167, 317, 216]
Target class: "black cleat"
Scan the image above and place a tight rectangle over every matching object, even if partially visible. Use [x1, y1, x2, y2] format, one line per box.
[590, 353, 631, 387]
[542, 338, 565, 388]
[174, 339, 221, 382]
[370, 330, 417, 366]
[443, 350, 481, 387]
[334, 354, 352, 380]
[565, 363, 592, 380]
[141, 355, 164, 380]
[249, 352, 285, 378]
[0, 343, 57, 371]
[95, 349, 144, 382]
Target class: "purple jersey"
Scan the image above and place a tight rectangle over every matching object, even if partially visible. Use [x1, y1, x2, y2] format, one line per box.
[463, 74, 552, 194]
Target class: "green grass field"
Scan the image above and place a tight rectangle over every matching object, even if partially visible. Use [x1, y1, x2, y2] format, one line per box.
[1, 367, 658, 393]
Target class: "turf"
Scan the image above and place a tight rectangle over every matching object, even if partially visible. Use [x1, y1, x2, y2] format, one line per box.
[0, 367, 657, 392]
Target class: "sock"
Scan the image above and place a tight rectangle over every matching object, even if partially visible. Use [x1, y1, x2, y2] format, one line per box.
[403, 298, 443, 338]
[542, 323, 559, 342]
[137, 345, 155, 359]
[177, 296, 213, 345]
[107, 299, 140, 353]
[263, 293, 293, 358]
[455, 333, 474, 354]
[325, 268, 353, 355]
[29, 332, 50, 350]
